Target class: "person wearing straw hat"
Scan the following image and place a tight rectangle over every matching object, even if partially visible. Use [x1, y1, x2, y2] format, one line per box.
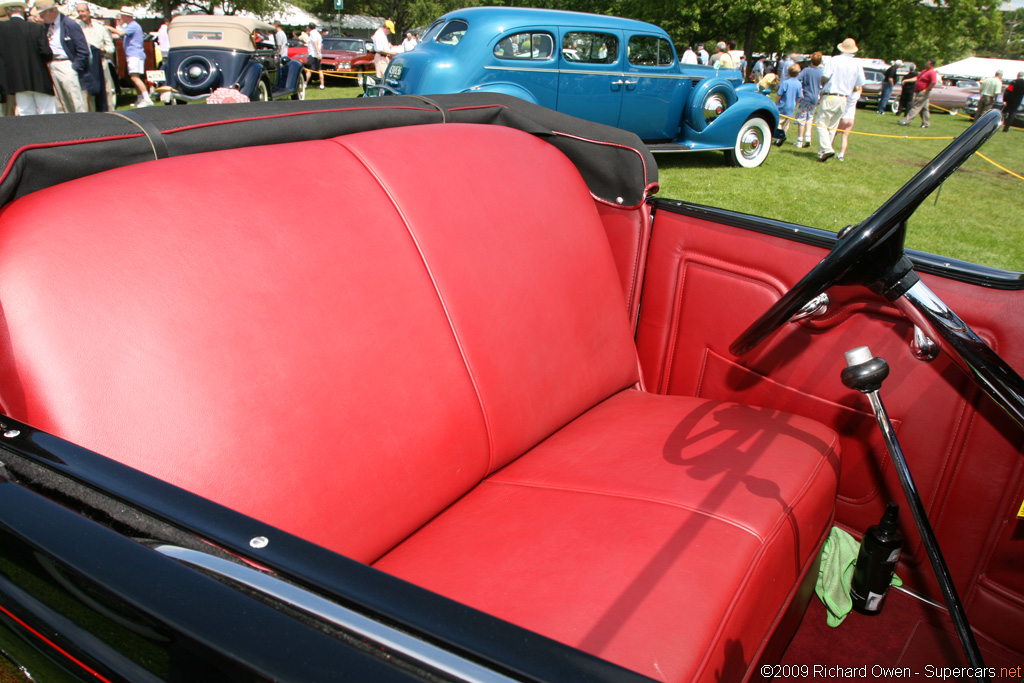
[0, 0, 57, 115]
[372, 19, 397, 79]
[37, 0, 90, 113]
[117, 6, 151, 106]
[813, 37, 865, 162]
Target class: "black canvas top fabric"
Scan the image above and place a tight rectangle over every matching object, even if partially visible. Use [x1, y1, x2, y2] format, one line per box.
[0, 93, 658, 208]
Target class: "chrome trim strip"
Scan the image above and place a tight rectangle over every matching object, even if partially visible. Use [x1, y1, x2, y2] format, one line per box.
[482, 65, 703, 81]
[896, 280, 1024, 427]
[154, 545, 518, 683]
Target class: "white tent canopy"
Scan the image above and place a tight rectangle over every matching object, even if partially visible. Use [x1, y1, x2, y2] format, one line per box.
[937, 57, 1024, 80]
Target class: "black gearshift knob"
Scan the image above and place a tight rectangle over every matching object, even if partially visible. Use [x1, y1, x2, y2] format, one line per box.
[841, 346, 890, 393]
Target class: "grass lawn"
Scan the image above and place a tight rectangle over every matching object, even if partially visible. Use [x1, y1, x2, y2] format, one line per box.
[655, 108, 1024, 272]
[131, 83, 1024, 272]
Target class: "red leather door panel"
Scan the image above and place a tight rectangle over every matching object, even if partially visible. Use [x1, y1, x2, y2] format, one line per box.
[636, 202, 1024, 655]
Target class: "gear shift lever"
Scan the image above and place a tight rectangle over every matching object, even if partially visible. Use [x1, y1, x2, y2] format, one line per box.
[842, 346, 988, 680]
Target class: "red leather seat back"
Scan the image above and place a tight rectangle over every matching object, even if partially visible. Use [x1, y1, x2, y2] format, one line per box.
[0, 124, 639, 560]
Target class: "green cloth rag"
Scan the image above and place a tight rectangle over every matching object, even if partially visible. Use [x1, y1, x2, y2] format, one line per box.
[814, 526, 903, 627]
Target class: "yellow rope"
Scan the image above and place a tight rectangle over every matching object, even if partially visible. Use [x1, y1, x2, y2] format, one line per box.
[978, 152, 1024, 180]
[777, 111, 1021, 180]
[301, 66, 367, 81]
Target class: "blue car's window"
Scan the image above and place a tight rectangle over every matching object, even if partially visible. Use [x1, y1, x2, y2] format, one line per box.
[435, 19, 468, 45]
[627, 35, 674, 67]
[494, 32, 554, 60]
[561, 32, 617, 65]
[420, 20, 444, 43]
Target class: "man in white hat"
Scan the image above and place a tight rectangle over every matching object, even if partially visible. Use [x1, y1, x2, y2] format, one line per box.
[117, 6, 152, 106]
[814, 37, 865, 162]
[372, 19, 397, 79]
[0, 0, 57, 115]
[37, 0, 91, 112]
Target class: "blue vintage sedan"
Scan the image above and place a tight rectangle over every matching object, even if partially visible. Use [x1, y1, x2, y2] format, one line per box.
[374, 7, 779, 167]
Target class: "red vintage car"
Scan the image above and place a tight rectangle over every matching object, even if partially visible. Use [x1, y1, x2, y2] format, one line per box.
[295, 35, 375, 85]
[0, 97, 1018, 683]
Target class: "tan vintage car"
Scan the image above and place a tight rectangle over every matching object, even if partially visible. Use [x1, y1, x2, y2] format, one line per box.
[165, 15, 306, 102]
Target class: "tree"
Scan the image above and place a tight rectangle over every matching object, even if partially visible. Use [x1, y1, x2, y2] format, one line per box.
[91, 0, 287, 21]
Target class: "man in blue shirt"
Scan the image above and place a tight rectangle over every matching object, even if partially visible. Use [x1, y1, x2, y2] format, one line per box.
[793, 51, 823, 147]
[117, 7, 151, 107]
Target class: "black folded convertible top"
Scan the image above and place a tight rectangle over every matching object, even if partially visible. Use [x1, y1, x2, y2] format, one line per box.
[0, 93, 658, 208]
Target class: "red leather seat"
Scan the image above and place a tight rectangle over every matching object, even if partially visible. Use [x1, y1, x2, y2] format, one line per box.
[0, 123, 838, 682]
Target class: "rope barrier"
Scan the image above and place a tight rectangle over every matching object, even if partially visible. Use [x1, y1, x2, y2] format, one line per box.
[978, 152, 1024, 181]
[776, 110, 1021, 180]
[300, 66, 370, 83]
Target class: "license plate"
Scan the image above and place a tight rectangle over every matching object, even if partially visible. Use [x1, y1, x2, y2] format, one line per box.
[147, 70, 166, 84]
[386, 63, 403, 80]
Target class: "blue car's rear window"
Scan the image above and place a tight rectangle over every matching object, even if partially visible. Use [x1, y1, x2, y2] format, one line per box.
[435, 19, 468, 45]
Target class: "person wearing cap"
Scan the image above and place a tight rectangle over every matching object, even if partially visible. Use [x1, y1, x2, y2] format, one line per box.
[0, 0, 56, 115]
[304, 22, 323, 89]
[117, 6, 151, 106]
[877, 59, 902, 114]
[813, 37, 865, 162]
[899, 58, 937, 128]
[372, 19, 397, 79]
[38, 0, 90, 113]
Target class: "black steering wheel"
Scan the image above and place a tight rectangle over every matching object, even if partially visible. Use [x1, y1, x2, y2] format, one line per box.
[730, 110, 1003, 357]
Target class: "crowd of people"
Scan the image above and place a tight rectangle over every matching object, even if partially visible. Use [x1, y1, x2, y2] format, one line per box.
[0, 0, 168, 115]
[680, 35, 1020, 160]
[0, 0, 411, 115]
[276, 17, 411, 91]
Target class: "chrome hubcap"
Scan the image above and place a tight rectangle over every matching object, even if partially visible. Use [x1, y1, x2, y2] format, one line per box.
[740, 128, 764, 159]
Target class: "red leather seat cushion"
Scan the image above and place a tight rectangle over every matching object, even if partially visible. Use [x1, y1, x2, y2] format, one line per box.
[376, 389, 839, 683]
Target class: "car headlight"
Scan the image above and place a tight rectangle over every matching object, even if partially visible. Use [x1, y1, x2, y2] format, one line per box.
[703, 92, 728, 125]
[340, 61, 351, 70]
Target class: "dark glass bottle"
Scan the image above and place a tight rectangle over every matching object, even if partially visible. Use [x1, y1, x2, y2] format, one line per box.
[850, 501, 903, 615]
